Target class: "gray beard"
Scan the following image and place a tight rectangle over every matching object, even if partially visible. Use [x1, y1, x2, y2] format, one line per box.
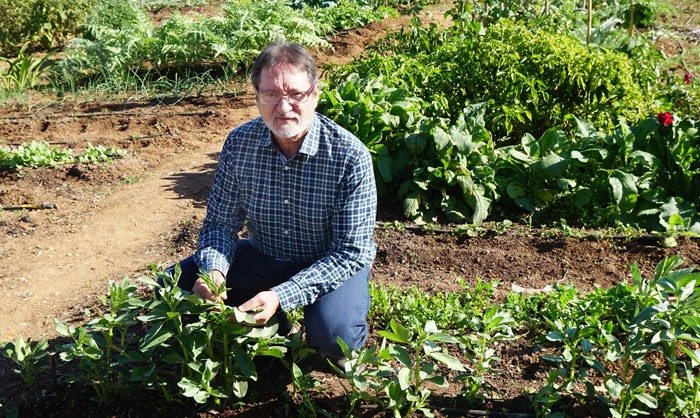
[265, 117, 311, 139]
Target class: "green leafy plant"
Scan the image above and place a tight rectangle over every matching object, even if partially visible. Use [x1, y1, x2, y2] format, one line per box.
[455, 306, 517, 402]
[376, 319, 465, 417]
[540, 319, 605, 398]
[0, 0, 95, 54]
[0, 141, 127, 170]
[1, 337, 50, 387]
[624, 256, 700, 415]
[330, 17, 655, 140]
[0, 141, 74, 169]
[55, 278, 145, 404]
[600, 295, 662, 417]
[626, 115, 700, 235]
[0, 43, 53, 94]
[303, 0, 398, 31]
[369, 279, 495, 332]
[55, 0, 329, 89]
[281, 330, 326, 417]
[328, 337, 385, 415]
[48, 266, 289, 408]
[140, 267, 289, 407]
[321, 75, 497, 224]
[77, 144, 128, 164]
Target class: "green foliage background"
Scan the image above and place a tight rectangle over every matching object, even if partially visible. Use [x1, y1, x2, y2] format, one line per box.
[0, 0, 96, 53]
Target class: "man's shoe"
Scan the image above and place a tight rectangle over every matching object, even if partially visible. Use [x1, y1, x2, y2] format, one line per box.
[286, 322, 302, 337]
[332, 356, 366, 375]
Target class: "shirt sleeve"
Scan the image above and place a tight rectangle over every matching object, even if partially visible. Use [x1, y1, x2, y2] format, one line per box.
[194, 135, 246, 276]
[272, 145, 377, 311]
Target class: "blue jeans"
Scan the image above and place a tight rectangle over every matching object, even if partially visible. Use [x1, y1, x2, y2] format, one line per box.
[167, 239, 371, 358]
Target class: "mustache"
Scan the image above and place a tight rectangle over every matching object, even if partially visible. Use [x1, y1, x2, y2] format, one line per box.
[274, 112, 299, 121]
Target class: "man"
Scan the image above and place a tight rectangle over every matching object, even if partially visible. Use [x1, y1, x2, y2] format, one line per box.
[169, 41, 377, 363]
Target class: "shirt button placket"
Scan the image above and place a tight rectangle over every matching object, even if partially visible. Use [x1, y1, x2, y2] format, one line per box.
[282, 163, 291, 238]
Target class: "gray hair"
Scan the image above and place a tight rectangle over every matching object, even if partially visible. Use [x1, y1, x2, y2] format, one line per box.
[250, 42, 318, 90]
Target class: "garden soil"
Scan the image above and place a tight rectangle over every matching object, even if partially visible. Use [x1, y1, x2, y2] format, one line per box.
[1, 2, 700, 417]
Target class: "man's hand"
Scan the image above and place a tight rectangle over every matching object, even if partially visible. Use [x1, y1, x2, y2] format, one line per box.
[237, 290, 281, 326]
[193, 270, 228, 303]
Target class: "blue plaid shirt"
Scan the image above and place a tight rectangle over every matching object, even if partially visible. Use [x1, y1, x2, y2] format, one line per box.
[195, 113, 377, 311]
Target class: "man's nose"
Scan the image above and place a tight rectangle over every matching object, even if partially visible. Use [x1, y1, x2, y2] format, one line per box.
[276, 96, 294, 112]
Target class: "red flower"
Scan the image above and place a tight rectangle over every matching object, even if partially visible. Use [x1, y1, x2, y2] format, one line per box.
[685, 72, 692, 85]
[657, 112, 673, 126]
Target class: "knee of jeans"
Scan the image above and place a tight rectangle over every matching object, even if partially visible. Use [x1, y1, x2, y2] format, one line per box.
[308, 322, 368, 359]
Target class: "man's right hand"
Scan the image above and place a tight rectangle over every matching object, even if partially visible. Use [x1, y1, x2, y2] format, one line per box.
[192, 270, 228, 303]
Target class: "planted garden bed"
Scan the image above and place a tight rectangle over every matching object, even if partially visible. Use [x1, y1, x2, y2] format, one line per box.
[2, 0, 700, 416]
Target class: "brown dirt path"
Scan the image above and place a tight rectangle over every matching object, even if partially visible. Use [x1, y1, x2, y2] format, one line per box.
[0, 140, 222, 341]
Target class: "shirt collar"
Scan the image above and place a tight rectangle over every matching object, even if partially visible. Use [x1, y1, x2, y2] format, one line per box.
[298, 114, 319, 157]
[259, 114, 320, 158]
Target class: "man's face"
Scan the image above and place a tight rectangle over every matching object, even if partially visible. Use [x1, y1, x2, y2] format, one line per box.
[256, 64, 319, 144]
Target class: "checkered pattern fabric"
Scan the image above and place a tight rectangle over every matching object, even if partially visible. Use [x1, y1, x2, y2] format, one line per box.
[195, 113, 377, 310]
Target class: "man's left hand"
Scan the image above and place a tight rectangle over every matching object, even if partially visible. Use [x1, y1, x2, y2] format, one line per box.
[237, 290, 281, 326]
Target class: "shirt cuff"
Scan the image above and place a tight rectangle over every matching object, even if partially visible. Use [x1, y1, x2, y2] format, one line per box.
[272, 280, 304, 311]
[195, 247, 230, 277]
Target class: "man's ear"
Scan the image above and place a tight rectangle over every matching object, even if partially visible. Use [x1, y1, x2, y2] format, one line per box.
[312, 83, 321, 101]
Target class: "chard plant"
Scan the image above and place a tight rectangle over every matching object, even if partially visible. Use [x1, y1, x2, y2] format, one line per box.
[321, 75, 497, 224]
[629, 115, 700, 235]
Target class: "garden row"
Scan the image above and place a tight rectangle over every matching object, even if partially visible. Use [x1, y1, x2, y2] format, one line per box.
[4, 255, 700, 417]
[2, 1, 700, 416]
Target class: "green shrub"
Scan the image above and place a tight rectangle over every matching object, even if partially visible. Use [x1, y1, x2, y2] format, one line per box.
[320, 74, 497, 224]
[0, 0, 96, 54]
[81, 0, 152, 39]
[474, 20, 654, 138]
[331, 19, 656, 140]
[53, 0, 330, 88]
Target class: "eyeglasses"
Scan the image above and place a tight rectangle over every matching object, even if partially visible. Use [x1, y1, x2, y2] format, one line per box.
[256, 83, 317, 106]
